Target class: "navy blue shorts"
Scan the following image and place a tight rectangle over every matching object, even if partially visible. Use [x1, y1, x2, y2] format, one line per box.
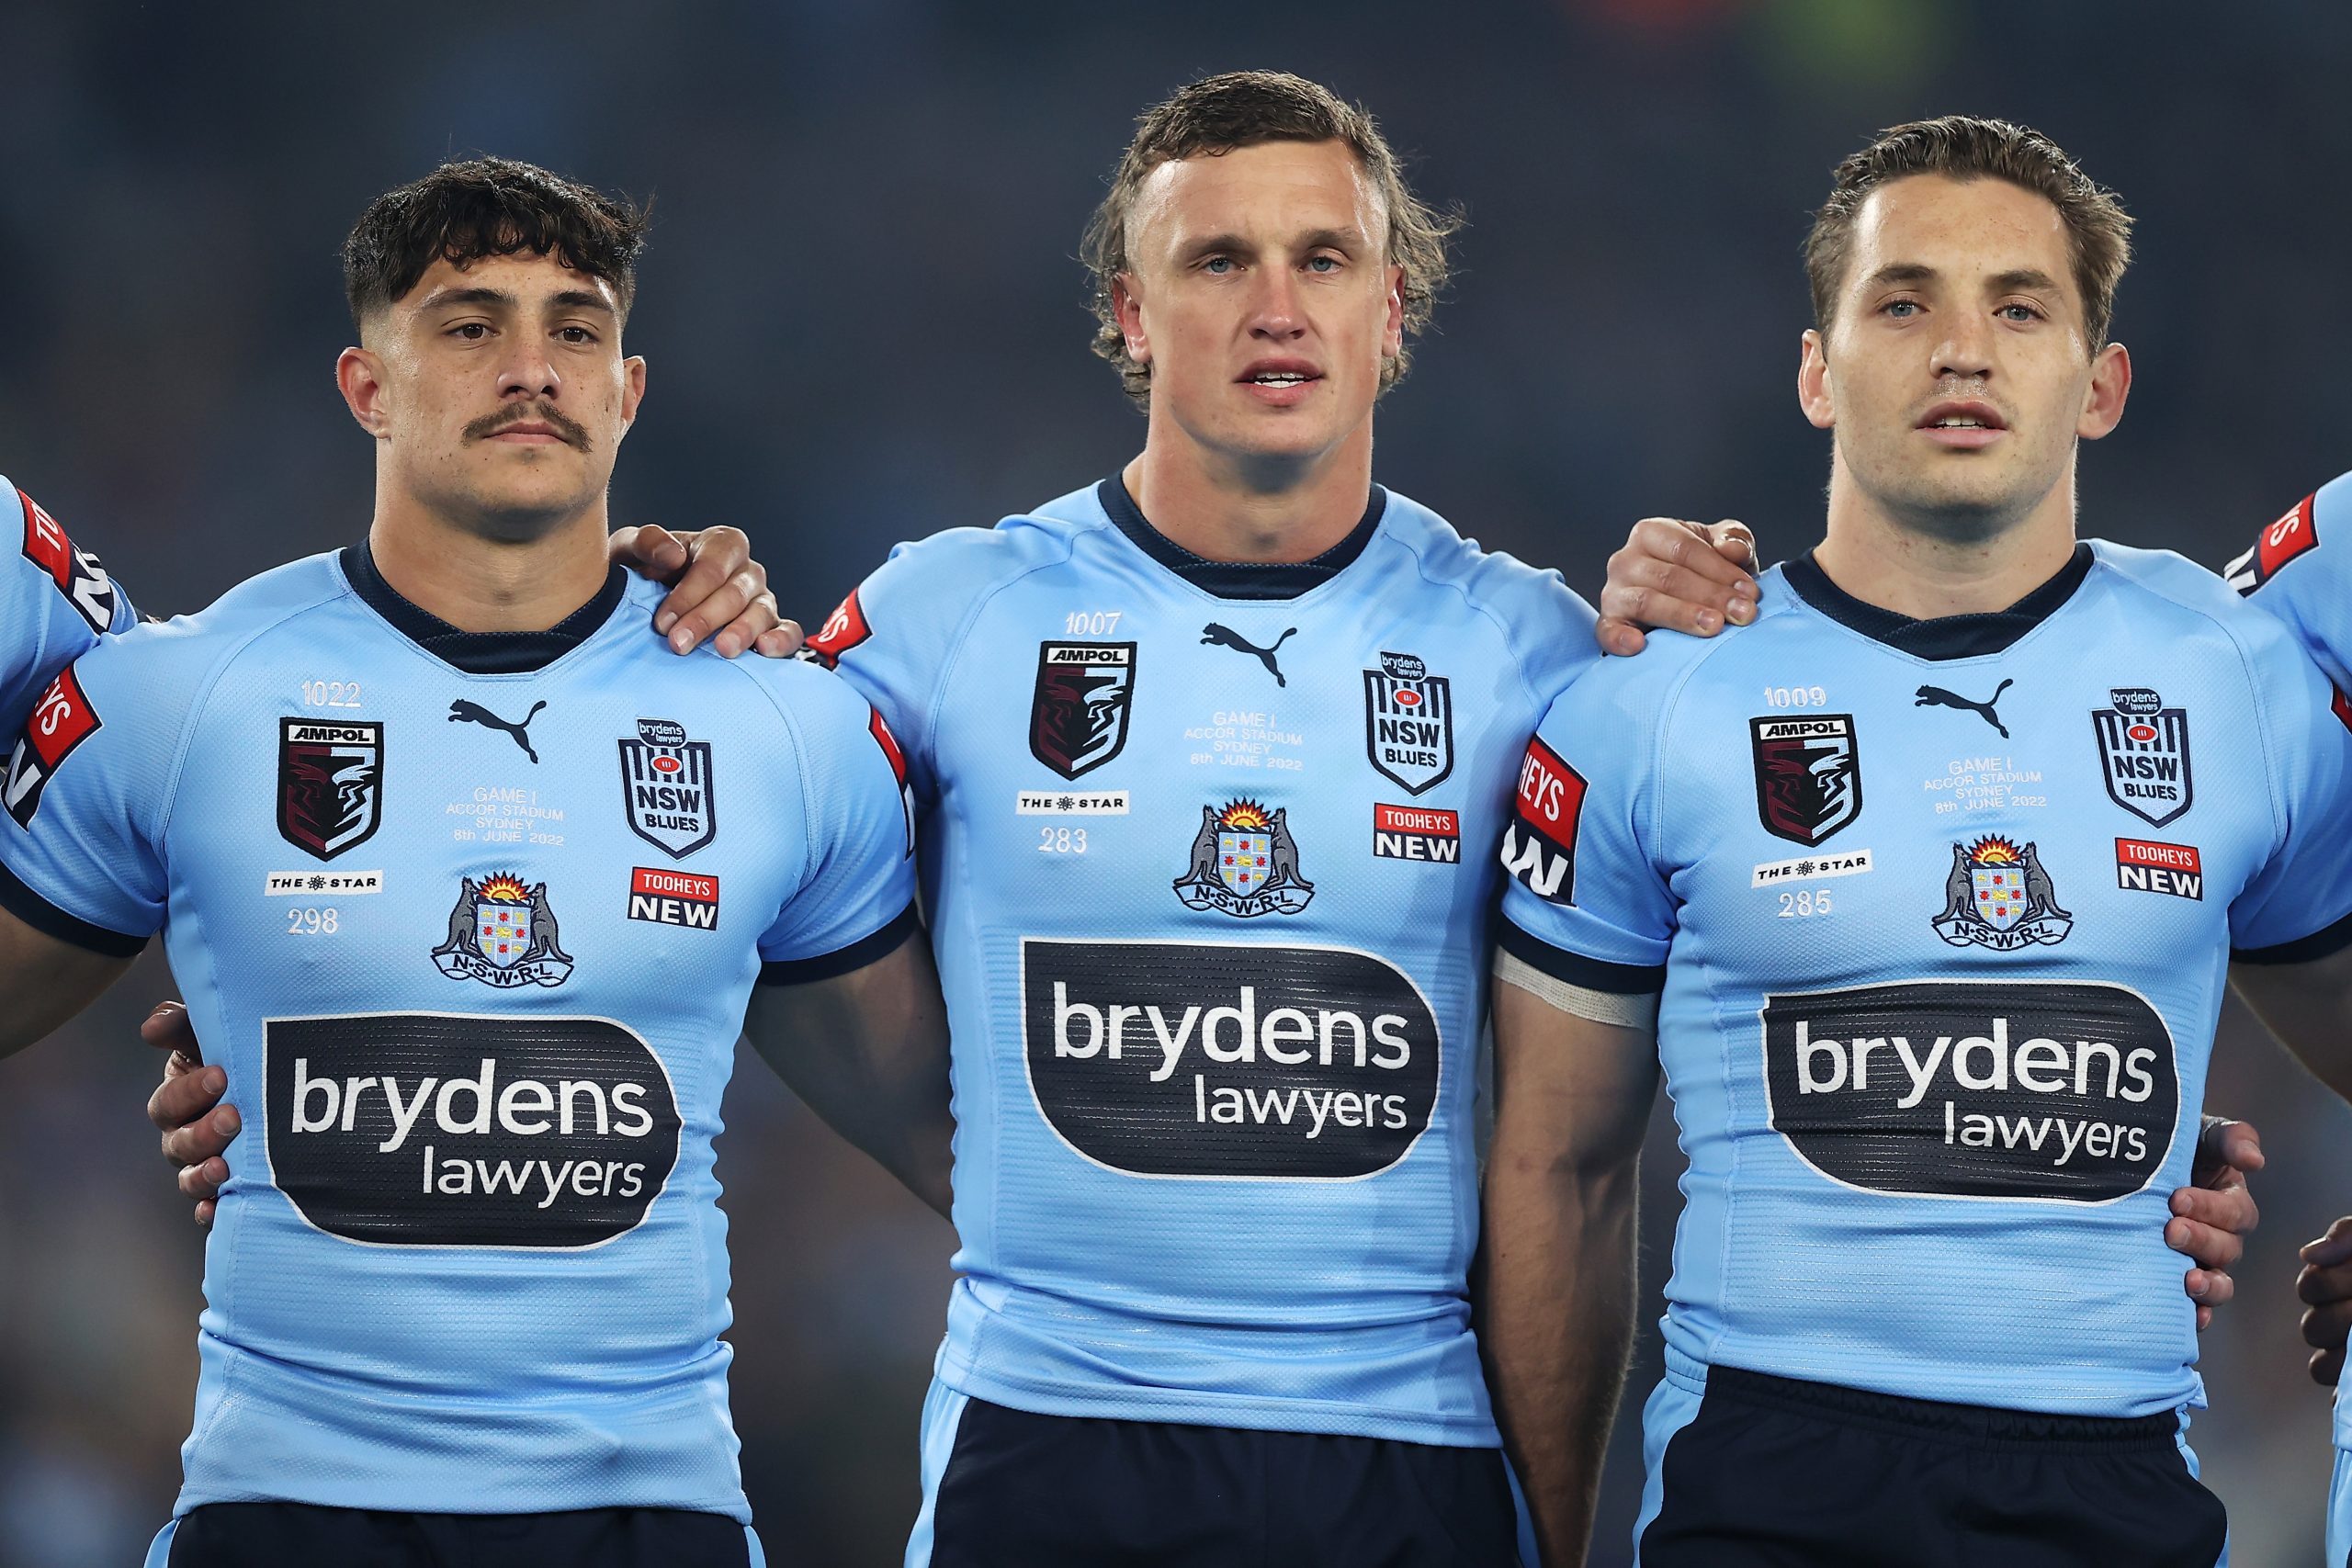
[1635, 1363, 2226, 1568]
[159, 1501, 752, 1568]
[910, 1382, 1518, 1567]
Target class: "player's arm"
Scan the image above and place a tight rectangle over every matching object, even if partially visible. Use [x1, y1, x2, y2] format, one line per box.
[1593, 517, 1758, 656]
[743, 933, 952, 1220]
[0, 907, 136, 1055]
[605, 525, 801, 659]
[1479, 966, 1658, 1568]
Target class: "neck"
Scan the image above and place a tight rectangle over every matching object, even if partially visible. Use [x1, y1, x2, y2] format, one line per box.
[1124, 415, 1374, 563]
[1812, 457, 2079, 619]
[367, 480, 612, 632]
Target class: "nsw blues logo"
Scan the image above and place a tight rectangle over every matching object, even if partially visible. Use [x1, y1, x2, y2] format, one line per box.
[618, 717, 717, 859]
[432, 873, 574, 988]
[2092, 688, 2191, 827]
[1363, 651, 1453, 795]
[1173, 799, 1315, 917]
[1030, 642, 1136, 781]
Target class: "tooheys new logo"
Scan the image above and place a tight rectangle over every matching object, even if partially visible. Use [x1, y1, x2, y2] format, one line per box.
[1023, 939, 1441, 1179]
[1760, 980, 2177, 1201]
[266, 1013, 683, 1247]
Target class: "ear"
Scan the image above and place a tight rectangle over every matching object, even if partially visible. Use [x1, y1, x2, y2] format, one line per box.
[337, 345, 391, 439]
[1380, 263, 1405, 361]
[1114, 274, 1151, 369]
[1797, 328, 1835, 431]
[2077, 341, 2131, 441]
[617, 354, 649, 438]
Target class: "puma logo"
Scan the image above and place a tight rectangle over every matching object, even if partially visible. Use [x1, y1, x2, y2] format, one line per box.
[449, 698, 548, 763]
[1915, 678, 2013, 739]
[1201, 623, 1297, 686]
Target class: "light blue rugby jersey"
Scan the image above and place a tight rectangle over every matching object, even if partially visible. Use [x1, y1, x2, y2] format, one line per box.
[1499, 541, 2352, 1417]
[0, 473, 135, 735]
[0, 544, 918, 1518]
[2222, 469, 2352, 1453]
[805, 478, 1595, 1443]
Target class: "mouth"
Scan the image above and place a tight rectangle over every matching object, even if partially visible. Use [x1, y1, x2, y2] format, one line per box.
[1237, 360, 1323, 405]
[485, 422, 571, 446]
[1916, 400, 2007, 450]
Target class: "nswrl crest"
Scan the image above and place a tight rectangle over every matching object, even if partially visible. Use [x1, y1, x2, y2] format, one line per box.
[1363, 651, 1453, 795]
[618, 717, 717, 859]
[1931, 837, 2073, 952]
[1173, 799, 1315, 918]
[432, 874, 573, 988]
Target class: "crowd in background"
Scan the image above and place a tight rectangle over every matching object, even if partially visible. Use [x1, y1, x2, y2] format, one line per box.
[1, 2, 2346, 1562]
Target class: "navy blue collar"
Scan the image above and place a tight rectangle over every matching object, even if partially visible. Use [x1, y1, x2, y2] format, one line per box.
[1096, 478, 1385, 602]
[1781, 542, 2095, 660]
[341, 541, 629, 674]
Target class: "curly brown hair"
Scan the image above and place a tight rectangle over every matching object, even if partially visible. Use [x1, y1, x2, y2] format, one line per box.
[344, 156, 651, 329]
[1080, 71, 1459, 408]
[1805, 116, 2133, 350]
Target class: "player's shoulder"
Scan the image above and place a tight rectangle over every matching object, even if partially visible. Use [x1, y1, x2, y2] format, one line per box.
[2224, 469, 2351, 598]
[2086, 539, 2301, 651]
[1374, 487, 1600, 697]
[879, 484, 1109, 592]
[74, 551, 350, 690]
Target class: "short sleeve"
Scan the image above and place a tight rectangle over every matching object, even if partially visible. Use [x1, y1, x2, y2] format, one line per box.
[0, 639, 174, 954]
[2228, 624, 2352, 961]
[800, 529, 1003, 807]
[755, 672, 922, 984]
[1495, 663, 1677, 994]
[2227, 472, 2352, 692]
[0, 478, 136, 731]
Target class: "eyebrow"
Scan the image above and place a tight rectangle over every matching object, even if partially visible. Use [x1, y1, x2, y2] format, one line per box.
[1179, 227, 1366, 260]
[1987, 268, 2061, 295]
[416, 285, 615, 315]
[1860, 263, 2064, 297]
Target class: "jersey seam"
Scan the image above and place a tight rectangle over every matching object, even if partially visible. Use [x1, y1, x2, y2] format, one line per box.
[1387, 525, 1568, 719]
[158, 584, 362, 889]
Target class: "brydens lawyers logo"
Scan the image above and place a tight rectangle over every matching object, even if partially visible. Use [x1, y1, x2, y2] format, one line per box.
[1762, 979, 2177, 1201]
[618, 718, 716, 859]
[2225, 493, 2319, 596]
[800, 585, 871, 669]
[266, 1011, 680, 1247]
[1750, 715, 1861, 846]
[628, 867, 718, 930]
[277, 717, 385, 862]
[2093, 688, 2191, 827]
[431, 874, 573, 988]
[1023, 938, 1441, 1179]
[1373, 804, 1460, 863]
[1931, 836, 2072, 951]
[1030, 641, 1136, 781]
[1174, 799, 1315, 917]
[18, 488, 118, 636]
[5, 665, 101, 829]
[1500, 737, 1584, 904]
[1363, 651, 1453, 795]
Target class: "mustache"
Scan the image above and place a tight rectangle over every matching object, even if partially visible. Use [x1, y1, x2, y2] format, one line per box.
[464, 402, 591, 449]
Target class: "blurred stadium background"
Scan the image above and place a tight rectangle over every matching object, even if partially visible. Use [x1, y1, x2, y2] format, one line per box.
[2, 1, 2347, 1562]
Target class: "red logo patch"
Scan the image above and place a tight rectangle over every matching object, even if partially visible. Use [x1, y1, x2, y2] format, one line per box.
[5, 664, 102, 828]
[1500, 738, 1587, 904]
[1373, 803, 1462, 864]
[869, 706, 915, 856]
[2115, 838, 2202, 901]
[2334, 685, 2352, 735]
[627, 866, 720, 931]
[2229, 493, 2321, 596]
[17, 488, 119, 635]
[802, 585, 872, 669]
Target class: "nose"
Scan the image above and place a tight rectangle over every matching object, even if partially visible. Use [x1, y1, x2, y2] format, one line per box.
[495, 340, 562, 403]
[1246, 265, 1306, 343]
[1931, 311, 1995, 383]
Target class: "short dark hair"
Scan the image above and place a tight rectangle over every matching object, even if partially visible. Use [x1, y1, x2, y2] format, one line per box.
[342, 157, 650, 329]
[1805, 116, 2133, 349]
[1080, 71, 1458, 407]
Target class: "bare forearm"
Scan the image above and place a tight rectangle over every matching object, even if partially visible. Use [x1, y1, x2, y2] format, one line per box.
[1479, 1157, 1639, 1568]
[0, 908, 132, 1055]
[742, 943, 956, 1220]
